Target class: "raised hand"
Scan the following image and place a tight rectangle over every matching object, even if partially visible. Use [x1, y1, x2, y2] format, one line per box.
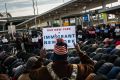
[73, 42, 81, 52]
[40, 48, 46, 59]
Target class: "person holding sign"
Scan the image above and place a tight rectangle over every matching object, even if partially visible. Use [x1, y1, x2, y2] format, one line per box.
[20, 38, 94, 80]
[76, 25, 86, 42]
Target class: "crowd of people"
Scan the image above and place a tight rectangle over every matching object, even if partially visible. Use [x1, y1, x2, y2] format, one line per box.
[0, 24, 120, 80]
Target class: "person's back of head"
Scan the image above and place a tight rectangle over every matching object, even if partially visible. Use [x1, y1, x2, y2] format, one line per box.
[100, 54, 110, 61]
[76, 25, 82, 31]
[85, 73, 96, 80]
[25, 57, 38, 71]
[68, 57, 80, 64]
[89, 52, 96, 58]
[92, 53, 103, 61]
[95, 48, 105, 53]
[97, 62, 114, 75]
[0, 51, 9, 62]
[94, 60, 106, 73]
[107, 67, 120, 79]
[94, 74, 108, 80]
[3, 56, 16, 67]
[16, 51, 26, 59]
[116, 72, 120, 80]
[108, 55, 118, 63]
[68, 50, 77, 57]
[114, 57, 120, 67]
[0, 74, 10, 80]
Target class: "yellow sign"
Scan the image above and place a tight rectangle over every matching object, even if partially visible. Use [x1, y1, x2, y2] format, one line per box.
[101, 13, 108, 24]
[63, 22, 69, 26]
[63, 19, 69, 26]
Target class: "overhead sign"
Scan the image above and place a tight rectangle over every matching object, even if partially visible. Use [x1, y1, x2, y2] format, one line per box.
[83, 14, 90, 22]
[43, 26, 76, 50]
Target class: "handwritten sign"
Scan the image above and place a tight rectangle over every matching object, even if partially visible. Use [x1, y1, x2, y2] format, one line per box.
[43, 26, 76, 49]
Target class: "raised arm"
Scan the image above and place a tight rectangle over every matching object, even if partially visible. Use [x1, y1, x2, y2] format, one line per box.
[74, 43, 94, 65]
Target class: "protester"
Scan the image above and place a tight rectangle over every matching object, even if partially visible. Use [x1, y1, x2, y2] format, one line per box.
[18, 38, 94, 80]
[1, 36, 8, 44]
[0, 74, 10, 80]
[103, 25, 110, 38]
[16, 57, 38, 80]
[0, 24, 120, 80]
[94, 74, 108, 80]
[114, 26, 120, 40]
[87, 27, 96, 39]
[76, 25, 86, 42]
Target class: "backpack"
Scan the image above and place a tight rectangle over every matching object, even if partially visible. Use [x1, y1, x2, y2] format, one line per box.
[47, 62, 78, 80]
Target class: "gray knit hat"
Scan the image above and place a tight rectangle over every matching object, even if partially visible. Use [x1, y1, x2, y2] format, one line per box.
[25, 57, 38, 70]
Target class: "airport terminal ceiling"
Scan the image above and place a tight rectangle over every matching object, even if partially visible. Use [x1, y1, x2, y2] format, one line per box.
[16, 0, 118, 28]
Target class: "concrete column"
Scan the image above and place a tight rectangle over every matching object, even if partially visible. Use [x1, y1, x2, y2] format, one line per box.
[35, 17, 37, 29]
[50, 20, 53, 27]
[3, 25, 5, 31]
[80, 17, 84, 28]
[102, 0, 106, 10]
[10, 22, 12, 25]
[97, 14, 100, 25]
[47, 21, 50, 26]
[77, 17, 80, 25]
[79, 17, 82, 26]
[47, 20, 51, 27]
[25, 24, 28, 29]
[75, 17, 78, 25]
[52, 17, 56, 27]
[9, 22, 14, 39]
[59, 16, 62, 27]
[2, 23, 6, 31]
[89, 12, 93, 26]
[39, 20, 41, 27]
[10, 22, 13, 33]
[48, 20, 53, 26]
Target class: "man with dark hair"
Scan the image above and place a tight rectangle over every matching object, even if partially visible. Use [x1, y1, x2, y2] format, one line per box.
[94, 74, 108, 80]
[0, 74, 10, 80]
[76, 25, 86, 42]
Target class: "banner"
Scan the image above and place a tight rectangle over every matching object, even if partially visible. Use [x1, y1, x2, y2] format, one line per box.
[43, 26, 76, 49]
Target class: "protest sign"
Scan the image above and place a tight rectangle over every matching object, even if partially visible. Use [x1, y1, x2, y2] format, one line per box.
[8, 25, 16, 34]
[43, 26, 76, 49]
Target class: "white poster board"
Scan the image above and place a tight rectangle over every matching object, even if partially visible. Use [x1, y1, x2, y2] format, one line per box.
[43, 26, 76, 50]
[8, 25, 16, 34]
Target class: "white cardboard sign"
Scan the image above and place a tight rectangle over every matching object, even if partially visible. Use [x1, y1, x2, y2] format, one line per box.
[8, 25, 16, 34]
[43, 26, 76, 49]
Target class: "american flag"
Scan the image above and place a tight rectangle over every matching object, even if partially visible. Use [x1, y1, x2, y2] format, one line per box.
[54, 45, 67, 55]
